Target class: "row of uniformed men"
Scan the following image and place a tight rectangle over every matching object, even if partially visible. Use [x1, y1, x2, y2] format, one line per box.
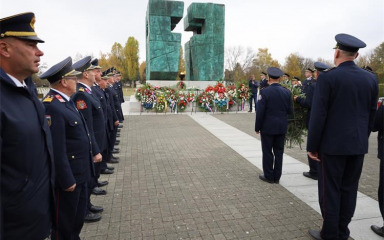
[39, 55, 126, 239]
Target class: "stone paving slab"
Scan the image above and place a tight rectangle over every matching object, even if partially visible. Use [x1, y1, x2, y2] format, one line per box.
[81, 115, 324, 239]
[79, 108, 382, 240]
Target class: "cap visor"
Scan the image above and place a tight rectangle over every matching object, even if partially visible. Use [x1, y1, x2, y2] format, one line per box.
[16, 35, 44, 43]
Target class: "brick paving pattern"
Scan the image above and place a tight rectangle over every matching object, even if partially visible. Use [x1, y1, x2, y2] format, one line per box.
[80, 114, 328, 239]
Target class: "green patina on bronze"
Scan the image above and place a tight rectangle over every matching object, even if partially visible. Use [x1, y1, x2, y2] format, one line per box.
[146, 0, 184, 80]
[184, 3, 225, 81]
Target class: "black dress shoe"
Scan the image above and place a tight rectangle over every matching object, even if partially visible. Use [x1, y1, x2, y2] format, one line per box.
[116, 134, 121, 137]
[97, 180, 109, 187]
[308, 229, 323, 240]
[115, 140, 120, 144]
[111, 155, 120, 160]
[101, 169, 114, 174]
[107, 158, 119, 164]
[92, 187, 107, 195]
[274, 180, 279, 184]
[107, 166, 114, 170]
[84, 212, 101, 222]
[117, 128, 121, 132]
[89, 205, 104, 213]
[112, 149, 120, 154]
[118, 124, 123, 128]
[113, 147, 119, 151]
[248, 110, 252, 112]
[371, 225, 384, 237]
[259, 174, 274, 184]
[303, 172, 318, 180]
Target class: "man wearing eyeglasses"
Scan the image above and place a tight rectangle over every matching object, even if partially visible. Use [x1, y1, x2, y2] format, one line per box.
[0, 12, 55, 240]
[40, 57, 93, 239]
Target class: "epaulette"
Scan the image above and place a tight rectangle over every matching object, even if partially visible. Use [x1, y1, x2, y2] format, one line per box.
[78, 87, 85, 92]
[43, 95, 54, 103]
[323, 67, 336, 72]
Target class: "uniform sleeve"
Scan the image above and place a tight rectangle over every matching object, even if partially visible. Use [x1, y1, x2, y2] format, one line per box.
[307, 74, 330, 152]
[373, 100, 383, 132]
[255, 91, 266, 132]
[45, 104, 75, 190]
[72, 93, 100, 155]
[369, 78, 379, 134]
[287, 91, 293, 115]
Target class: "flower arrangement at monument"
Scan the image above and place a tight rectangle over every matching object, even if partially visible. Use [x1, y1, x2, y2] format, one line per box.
[197, 91, 214, 112]
[186, 92, 196, 106]
[282, 82, 308, 148]
[177, 93, 187, 112]
[236, 83, 250, 111]
[154, 92, 167, 112]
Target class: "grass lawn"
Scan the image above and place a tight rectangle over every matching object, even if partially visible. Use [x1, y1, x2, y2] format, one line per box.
[123, 87, 136, 97]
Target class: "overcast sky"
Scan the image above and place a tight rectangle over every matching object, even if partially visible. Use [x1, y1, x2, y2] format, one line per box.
[2, 0, 383, 68]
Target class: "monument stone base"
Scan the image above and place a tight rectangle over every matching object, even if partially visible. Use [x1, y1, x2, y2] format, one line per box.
[146, 80, 224, 90]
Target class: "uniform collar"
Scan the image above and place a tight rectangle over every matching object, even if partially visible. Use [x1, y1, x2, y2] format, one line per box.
[50, 88, 70, 101]
[7, 73, 27, 87]
[79, 82, 92, 92]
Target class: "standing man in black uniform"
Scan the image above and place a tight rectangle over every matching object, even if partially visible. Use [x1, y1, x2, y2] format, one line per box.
[307, 34, 378, 240]
[40, 57, 93, 239]
[0, 12, 55, 240]
[371, 91, 384, 237]
[295, 62, 330, 181]
[255, 67, 292, 184]
[90, 59, 114, 175]
[259, 71, 269, 89]
[248, 74, 259, 113]
[302, 68, 314, 94]
[72, 56, 105, 222]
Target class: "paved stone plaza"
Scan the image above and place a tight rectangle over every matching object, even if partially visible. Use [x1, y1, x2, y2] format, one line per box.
[80, 111, 382, 240]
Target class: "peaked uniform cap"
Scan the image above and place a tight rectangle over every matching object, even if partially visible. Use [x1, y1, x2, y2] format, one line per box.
[267, 67, 283, 79]
[72, 56, 96, 72]
[334, 33, 366, 52]
[0, 12, 44, 42]
[91, 58, 102, 69]
[314, 62, 330, 72]
[40, 57, 81, 83]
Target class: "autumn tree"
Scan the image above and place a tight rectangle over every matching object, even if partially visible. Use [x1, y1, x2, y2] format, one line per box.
[139, 61, 146, 83]
[225, 46, 256, 82]
[283, 53, 302, 78]
[123, 37, 139, 87]
[251, 48, 280, 79]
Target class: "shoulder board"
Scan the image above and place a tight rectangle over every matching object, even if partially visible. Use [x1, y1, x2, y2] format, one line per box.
[323, 67, 336, 72]
[43, 95, 54, 103]
[78, 87, 85, 92]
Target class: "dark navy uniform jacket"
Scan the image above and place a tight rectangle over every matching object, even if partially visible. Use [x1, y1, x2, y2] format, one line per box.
[43, 90, 93, 190]
[301, 77, 313, 94]
[104, 88, 118, 132]
[72, 83, 106, 156]
[0, 68, 55, 239]
[296, 80, 316, 127]
[92, 84, 109, 128]
[255, 83, 293, 135]
[259, 79, 269, 89]
[307, 61, 378, 155]
[108, 84, 123, 121]
[116, 81, 125, 103]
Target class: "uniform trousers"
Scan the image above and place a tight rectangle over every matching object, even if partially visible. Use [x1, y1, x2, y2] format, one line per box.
[318, 154, 364, 240]
[249, 92, 257, 111]
[379, 156, 384, 222]
[308, 155, 319, 176]
[261, 134, 285, 182]
[52, 183, 88, 240]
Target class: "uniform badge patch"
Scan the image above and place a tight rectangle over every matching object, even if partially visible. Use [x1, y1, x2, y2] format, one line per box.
[45, 115, 51, 127]
[76, 100, 87, 110]
[55, 94, 65, 103]
[78, 87, 85, 92]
